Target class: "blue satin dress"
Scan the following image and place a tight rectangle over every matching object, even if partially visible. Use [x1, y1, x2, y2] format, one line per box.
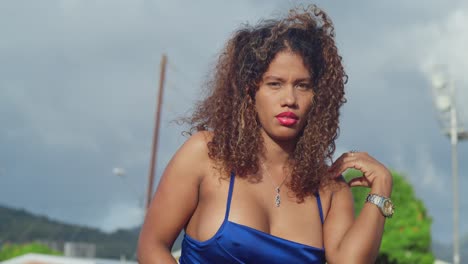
[179, 173, 326, 264]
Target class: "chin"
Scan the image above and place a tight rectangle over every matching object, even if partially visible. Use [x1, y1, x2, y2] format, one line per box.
[271, 130, 302, 142]
[261, 125, 305, 142]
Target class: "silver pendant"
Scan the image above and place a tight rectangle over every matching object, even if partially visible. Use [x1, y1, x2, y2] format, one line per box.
[275, 187, 281, 207]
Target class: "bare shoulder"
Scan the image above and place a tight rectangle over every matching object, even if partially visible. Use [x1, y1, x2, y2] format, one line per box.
[138, 131, 215, 254]
[318, 176, 353, 219]
[320, 175, 351, 197]
[166, 131, 213, 181]
[329, 176, 353, 208]
[182, 131, 213, 153]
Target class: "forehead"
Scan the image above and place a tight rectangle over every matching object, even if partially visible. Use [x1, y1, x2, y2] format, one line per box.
[263, 51, 310, 78]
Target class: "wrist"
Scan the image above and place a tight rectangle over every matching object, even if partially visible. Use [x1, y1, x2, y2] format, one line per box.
[366, 193, 395, 218]
[371, 173, 393, 197]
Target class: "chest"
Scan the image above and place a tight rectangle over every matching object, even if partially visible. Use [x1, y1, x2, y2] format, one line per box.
[195, 174, 326, 249]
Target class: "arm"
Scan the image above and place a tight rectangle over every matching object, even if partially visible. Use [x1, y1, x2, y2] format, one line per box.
[137, 132, 211, 264]
[324, 151, 393, 264]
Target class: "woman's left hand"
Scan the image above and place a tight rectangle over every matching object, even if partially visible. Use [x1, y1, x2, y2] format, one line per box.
[328, 151, 393, 196]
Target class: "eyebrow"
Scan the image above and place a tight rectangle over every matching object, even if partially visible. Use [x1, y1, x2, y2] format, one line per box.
[263, 75, 312, 82]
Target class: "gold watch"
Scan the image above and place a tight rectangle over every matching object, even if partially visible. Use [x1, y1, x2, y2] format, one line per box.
[366, 193, 394, 218]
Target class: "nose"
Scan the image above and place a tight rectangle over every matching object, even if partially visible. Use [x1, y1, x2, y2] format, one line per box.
[280, 85, 297, 108]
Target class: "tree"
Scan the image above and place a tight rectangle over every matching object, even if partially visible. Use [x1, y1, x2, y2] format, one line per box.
[0, 242, 61, 261]
[345, 169, 435, 264]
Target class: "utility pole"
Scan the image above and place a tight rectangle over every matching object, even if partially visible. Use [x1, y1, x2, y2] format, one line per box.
[146, 54, 167, 210]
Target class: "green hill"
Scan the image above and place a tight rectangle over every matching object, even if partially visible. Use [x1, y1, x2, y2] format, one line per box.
[0, 205, 139, 259]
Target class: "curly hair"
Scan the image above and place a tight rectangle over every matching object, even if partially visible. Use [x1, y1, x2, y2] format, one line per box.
[186, 5, 347, 201]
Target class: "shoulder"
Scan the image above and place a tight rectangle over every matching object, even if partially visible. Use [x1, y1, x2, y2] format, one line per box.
[183, 131, 213, 151]
[165, 131, 213, 180]
[320, 175, 350, 196]
[319, 176, 353, 219]
[177, 131, 213, 163]
[330, 176, 353, 207]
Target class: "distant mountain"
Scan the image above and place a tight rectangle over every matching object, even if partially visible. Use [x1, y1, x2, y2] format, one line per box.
[432, 236, 468, 263]
[5, 204, 467, 261]
[0, 204, 139, 259]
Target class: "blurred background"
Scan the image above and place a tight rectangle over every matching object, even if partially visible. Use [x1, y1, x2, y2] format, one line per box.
[1, 0, 467, 263]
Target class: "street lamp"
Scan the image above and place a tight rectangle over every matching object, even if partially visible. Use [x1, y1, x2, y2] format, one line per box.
[113, 167, 126, 177]
[429, 67, 468, 264]
[112, 167, 145, 210]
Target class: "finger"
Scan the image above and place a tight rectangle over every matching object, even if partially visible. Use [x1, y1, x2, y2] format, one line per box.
[331, 156, 361, 178]
[328, 153, 346, 172]
[329, 157, 351, 178]
[329, 152, 355, 172]
[348, 176, 371, 188]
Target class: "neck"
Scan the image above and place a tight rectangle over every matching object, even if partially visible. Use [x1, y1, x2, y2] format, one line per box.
[260, 130, 296, 169]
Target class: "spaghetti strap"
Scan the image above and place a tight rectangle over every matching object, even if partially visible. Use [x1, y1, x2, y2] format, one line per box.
[315, 193, 324, 224]
[224, 172, 235, 220]
[181, 172, 326, 263]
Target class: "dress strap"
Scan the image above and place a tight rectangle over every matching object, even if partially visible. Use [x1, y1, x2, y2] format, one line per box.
[224, 172, 235, 220]
[315, 192, 324, 224]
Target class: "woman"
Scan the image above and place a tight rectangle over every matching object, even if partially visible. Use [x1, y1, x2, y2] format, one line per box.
[138, 5, 394, 264]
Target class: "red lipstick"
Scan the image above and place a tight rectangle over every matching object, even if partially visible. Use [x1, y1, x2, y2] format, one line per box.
[276, 112, 298, 126]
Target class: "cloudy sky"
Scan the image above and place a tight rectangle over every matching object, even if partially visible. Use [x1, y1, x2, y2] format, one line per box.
[1, 0, 468, 244]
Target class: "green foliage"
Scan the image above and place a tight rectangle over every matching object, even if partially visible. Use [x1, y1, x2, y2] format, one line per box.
[345, 169, 435, 264]
[0, 242, 61, 261]
[0, 205, 139, 259]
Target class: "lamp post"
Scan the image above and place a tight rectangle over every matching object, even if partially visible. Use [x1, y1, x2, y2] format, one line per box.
[113, 167, 145, 210]
[430, 69, 468, 264]
[113, 167, 126, 177]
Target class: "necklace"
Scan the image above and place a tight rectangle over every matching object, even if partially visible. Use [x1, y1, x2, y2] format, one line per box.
[261, 161, 287, 207]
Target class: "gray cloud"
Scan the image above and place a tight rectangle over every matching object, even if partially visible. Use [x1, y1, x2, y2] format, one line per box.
[1, 0, 467, 244]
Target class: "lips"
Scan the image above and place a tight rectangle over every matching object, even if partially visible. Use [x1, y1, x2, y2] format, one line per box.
[276, 111, 298, 126]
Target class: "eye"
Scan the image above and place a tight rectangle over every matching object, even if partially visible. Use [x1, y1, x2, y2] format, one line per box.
[296, 83, 312, 90]
[267, 82, 281, 88]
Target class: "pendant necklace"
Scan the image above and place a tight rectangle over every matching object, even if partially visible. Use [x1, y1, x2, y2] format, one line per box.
[261, 161, 287, 207]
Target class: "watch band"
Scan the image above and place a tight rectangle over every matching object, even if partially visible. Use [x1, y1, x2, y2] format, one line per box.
[366, 193, 394, 218]
[366, 193, 386, 207]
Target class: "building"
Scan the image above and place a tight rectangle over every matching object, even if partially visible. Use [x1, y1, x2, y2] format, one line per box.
[0, 253, 137, 264]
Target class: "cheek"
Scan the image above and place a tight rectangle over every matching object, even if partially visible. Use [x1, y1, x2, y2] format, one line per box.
[254, 93, 268, 113]
[254, 98, 261, 115]
[301, 96, 314, 112]
[253, 97, 263, 119]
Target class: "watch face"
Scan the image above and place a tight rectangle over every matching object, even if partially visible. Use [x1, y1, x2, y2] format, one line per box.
[383, 200, 394, 216]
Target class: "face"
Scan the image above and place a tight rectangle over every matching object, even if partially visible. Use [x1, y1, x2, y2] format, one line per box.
[255, 51, 314, 142]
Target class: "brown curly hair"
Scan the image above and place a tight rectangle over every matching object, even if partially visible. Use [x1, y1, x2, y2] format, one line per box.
[187, 5, 347, 201]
